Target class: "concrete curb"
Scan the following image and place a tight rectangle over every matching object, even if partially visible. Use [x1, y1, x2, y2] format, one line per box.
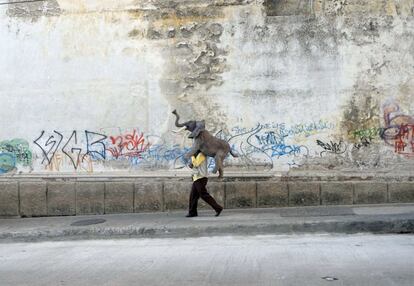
[1, 205, 413, 242]
[3, 219, 414, 242]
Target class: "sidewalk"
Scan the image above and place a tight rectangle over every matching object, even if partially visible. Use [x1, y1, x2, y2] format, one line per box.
[1, 204, 413, 242]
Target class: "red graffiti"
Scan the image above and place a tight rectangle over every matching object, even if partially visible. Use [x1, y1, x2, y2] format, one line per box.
[382, 101, 414, 157]
[393, 124, 414, 156]
[106, 129, 150, 159]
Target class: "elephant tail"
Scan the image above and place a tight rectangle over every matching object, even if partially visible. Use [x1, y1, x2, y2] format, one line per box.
[230, 149, 239, 158]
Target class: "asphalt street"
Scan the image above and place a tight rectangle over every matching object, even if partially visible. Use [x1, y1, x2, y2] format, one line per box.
[1, 234, 413, 286]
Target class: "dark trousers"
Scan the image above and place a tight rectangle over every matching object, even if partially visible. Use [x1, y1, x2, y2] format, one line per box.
[189, 177, 222, 215]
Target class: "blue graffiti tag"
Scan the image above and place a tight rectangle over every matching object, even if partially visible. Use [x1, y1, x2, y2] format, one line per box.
[0, 153, 16, 174]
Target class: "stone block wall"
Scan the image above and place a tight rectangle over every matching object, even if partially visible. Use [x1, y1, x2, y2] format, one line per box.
[1, 175, 413, 217]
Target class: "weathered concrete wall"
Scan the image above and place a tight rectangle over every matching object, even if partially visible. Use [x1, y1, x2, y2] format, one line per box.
[0, 0, 414, 177]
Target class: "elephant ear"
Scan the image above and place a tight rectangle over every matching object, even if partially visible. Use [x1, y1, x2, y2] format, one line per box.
[189, 120, 205, 139]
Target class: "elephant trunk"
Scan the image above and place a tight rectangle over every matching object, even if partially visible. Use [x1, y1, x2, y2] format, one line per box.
[172, 109, 186, 128]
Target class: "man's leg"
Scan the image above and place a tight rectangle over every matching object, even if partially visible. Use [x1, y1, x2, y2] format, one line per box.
[188, 181, 199, 216]
[195, 178, 223, 214]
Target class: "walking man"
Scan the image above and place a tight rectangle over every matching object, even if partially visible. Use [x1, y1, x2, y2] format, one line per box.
[186, 150, 223, 217]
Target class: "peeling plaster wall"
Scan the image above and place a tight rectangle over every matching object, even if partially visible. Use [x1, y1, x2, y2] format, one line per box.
[0, 0, 413, 175]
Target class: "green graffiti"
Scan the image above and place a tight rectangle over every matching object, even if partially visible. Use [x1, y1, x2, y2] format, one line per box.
[0, 138, 32, 166]
[351, 127, 382, 140]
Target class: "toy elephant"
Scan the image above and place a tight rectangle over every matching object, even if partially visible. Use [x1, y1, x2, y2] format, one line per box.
[172, 109, 238, 178]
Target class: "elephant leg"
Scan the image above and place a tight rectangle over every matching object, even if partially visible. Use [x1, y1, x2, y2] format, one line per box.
[215, 153, 226, 178]
[212, 155, 219, 174]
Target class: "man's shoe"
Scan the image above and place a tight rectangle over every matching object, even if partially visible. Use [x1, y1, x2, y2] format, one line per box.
[186, 214, 198, 217]
[215, 208, 223, 217]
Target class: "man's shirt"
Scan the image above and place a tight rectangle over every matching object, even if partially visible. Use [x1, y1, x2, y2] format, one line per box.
[191, 153, 208, 181]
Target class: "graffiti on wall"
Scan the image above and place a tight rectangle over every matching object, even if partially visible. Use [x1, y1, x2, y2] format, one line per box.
[352, 127, 381, 141]
[106, 129, 151, 160]
[33, 130, 107, 170]
[10, 113, 414, 174]
[316, 139, 347, 155]
[140, 142, 191, 169]
[381, 101, 414, 156]
[45, 152, 94, 173]
[104, 131, 190, 169]
[25, 119, 336, 173]
[31, 129, 191, 171]
[353, 137, 372, 150]
[350, 127, 381, 151]
[214, 120, 335, 169]
[230, 120, 335, 138]
[0, 139, 32, 174]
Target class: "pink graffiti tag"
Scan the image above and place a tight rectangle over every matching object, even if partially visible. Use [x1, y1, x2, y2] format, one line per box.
[106, 129, 150, 159]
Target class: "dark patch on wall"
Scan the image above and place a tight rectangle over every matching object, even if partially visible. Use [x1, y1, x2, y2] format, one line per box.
[136, 4, 229, 132]
[294, 18, 340, 56]
[128, 29, 142, 38]
[161, 22, 226, 92]
[6, 0, 61, 20]
[340, 17, 393, 46]
[341, 91, 381, 141]
[166, 21, 228, 130]
[264, 0, 313, 16]
[261, 16, 341, 59]
[146, 7, 227, 93]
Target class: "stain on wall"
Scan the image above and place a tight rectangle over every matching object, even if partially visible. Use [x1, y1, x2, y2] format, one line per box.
[145, 5, 229, 129]
[264, 0, 313, 16]
[6, 0, 61, 21]
[341, 92, 381, 142]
